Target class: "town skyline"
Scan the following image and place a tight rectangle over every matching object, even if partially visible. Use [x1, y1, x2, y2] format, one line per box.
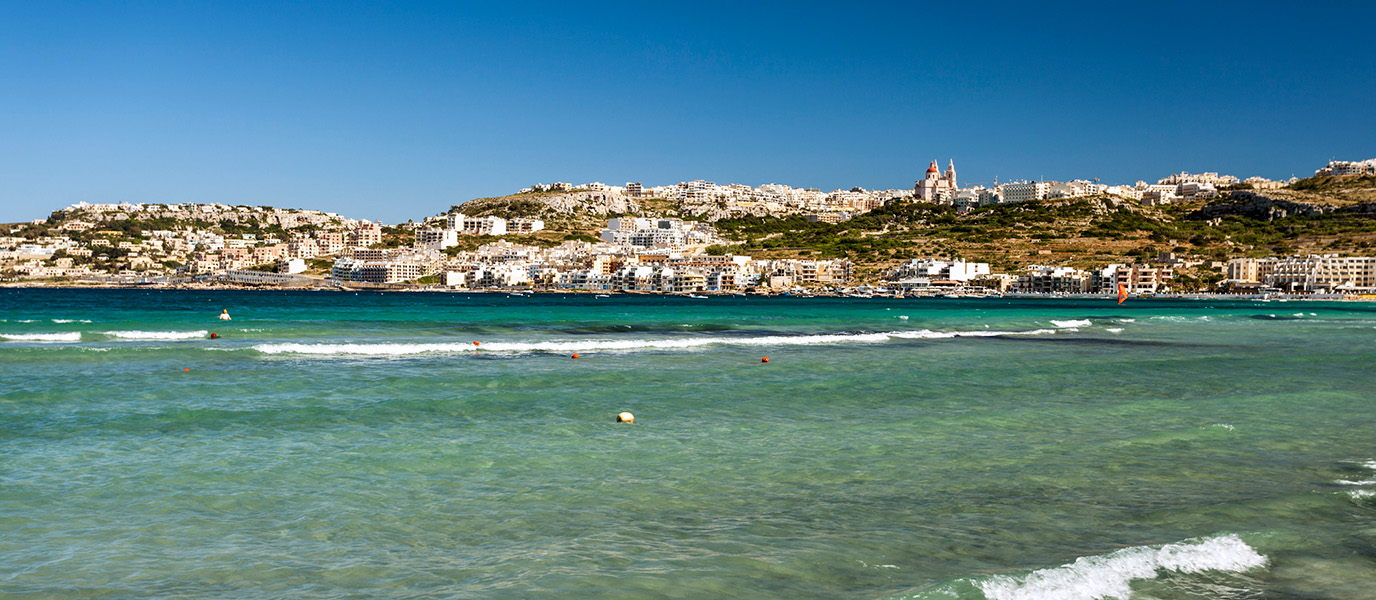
[9, 157, 1325, 228]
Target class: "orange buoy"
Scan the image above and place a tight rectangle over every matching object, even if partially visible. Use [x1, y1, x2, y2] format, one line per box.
[761, 357, 769, 363]
[571, 353, 580, 359]
[473, 341, 480, 346]
[210, 333, 218, 339]
[184, 368, 191, 372]
[617, 411, 634, 423]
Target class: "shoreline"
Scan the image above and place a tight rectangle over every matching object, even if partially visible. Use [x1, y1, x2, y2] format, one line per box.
[1, 280, 1370, 301]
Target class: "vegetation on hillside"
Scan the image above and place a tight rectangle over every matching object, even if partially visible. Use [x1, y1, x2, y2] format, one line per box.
[712, 180, 1376, 276]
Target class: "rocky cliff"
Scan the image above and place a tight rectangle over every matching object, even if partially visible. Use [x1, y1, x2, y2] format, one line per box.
[1192, 191, 1376, 221]
[456, 191, 642, 227]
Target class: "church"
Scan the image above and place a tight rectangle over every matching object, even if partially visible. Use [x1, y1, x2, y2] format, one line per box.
[914, 160, 958, 202]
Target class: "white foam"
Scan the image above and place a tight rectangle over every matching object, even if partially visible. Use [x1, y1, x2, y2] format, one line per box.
[0, 332, 82, 342]
[253, 328, 1057, 356]
[1117, 319, 1135, 323]
[102, 330, 209, 340]
[1209, 423, 1235, 431]
[1337, 479, 1376, 486]
[1051, 319, 1091, 328]
[1350, 489, 1376, 500]
[1105, 328, 1123, 333]
[977, 534, 1266, 600]
[898, 315, 909, 320]
[51, 319, 92, 323]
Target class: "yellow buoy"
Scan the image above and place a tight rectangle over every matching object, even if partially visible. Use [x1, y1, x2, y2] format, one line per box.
[617, 412, 634, 423]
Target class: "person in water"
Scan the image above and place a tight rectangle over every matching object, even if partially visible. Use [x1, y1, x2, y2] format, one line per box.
[219, 309, 231, 321]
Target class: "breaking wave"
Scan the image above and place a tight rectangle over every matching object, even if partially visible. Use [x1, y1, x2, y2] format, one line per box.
[0, 332, 83, 342]
[975, 534, 1266, 600]
[252, 328, 1057, 356]
[101, 330, 209, 340]
[1051, 319, 1091, 328]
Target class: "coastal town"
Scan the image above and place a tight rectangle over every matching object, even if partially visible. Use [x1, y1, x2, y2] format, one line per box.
[3, 157, 1375, 298]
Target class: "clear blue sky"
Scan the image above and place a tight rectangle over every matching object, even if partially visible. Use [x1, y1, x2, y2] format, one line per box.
[2, 1, 1373, 224]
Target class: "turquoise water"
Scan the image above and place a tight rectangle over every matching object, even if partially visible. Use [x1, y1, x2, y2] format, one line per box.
[3, 289, 1376, 599]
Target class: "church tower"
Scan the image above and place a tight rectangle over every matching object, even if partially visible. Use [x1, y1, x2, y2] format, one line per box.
[945, 159, 957, 190]
[915, 160, 940, 201]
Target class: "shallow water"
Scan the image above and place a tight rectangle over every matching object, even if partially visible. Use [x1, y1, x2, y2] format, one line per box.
[3, 289, 1375, 599]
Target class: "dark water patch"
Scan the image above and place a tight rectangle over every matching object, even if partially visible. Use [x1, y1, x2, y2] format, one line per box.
[990, 336, 1214, 348]
[548, 323, 741, 335]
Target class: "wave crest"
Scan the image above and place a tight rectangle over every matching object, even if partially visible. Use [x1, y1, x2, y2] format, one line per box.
[253, 329, 1056, 356]
[977, 534, 1266, 600]
[0, 332, 82, 342]
[102, 330, 209, 340]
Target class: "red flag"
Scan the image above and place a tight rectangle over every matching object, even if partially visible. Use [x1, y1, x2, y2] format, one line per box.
[1117, 284, 1128, 304]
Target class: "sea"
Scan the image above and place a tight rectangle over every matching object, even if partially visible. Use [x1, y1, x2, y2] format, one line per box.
[2, 287, 1375, 600]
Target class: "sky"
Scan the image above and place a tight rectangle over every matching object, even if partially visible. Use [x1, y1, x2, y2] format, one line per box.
[2, 1, 1373, 224]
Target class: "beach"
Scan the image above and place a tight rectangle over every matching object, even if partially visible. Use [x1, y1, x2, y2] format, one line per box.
[3, 288, 1375, 599]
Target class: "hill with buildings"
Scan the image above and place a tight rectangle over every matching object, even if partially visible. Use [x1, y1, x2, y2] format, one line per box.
[446, 173, 1376, 290]
[3, 165, 1376, 293]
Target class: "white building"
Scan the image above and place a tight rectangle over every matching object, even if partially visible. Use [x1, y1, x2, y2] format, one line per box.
[1268, 254, 1376, 292]
[1315, 159, 1376, 177]
[447, 213, 508, 236]
[415, 227, 459, 250]
[1157, 172, 1240, 186]
[1001, 181, 1049, 204]
[279, 257, 308, 274]
[331, 257, 427, 284]
[887, 258, 990, 282]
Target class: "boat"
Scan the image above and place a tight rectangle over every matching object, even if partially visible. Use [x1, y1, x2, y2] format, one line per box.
[688, 294, 708, 299]
[594, 294, 610, 298]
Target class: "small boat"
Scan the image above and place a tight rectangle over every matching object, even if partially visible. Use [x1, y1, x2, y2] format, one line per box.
[688, 294, 708, 299]
[595, 294, 610, 298]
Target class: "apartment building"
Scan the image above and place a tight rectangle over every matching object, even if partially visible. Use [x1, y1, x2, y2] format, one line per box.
[1268, 254, 1376, 292]
[1015, 266, 1091, 294]
[447, 213, 508, 236]
[1000, 181, 1049, 204]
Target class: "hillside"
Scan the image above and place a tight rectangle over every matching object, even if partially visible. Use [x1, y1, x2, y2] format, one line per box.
[452, 190, 642, 232]
[451, 175, 1376, 284]
[8, 175, 1376, 289]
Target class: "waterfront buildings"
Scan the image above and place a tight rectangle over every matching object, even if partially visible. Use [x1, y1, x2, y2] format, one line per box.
[1229, 255, 1376, 292]
[1014, 265, 1092, 294]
